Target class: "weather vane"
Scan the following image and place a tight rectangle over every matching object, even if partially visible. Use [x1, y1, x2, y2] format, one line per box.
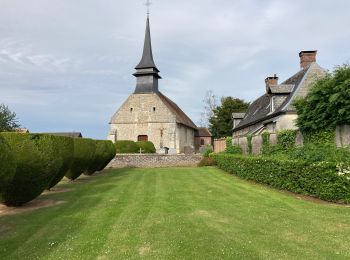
[145, 0, 152, 16]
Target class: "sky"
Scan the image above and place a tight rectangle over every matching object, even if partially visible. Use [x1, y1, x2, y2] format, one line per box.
[1, 0, 350, 139]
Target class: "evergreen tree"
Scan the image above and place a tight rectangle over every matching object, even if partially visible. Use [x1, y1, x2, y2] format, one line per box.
[209, 97, 249, 138]
[0, 104, 20, 132]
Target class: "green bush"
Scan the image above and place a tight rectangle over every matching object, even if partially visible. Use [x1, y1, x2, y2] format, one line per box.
[47, 136, 74, 189]
[0, 133, 62, 206]
[136, 141, 156, 153]
[65, 138, 96, 180]
[294, 64, 350, 133]
[225, 137, 242, 154]
[211, 153, 350, 203]
[0, 135, 16, 202]
[200, 144, 214, 157]
[115, 140, 139, 154]
[277, 130, 297, 150]
[85, 140, 116, 175]
[198, 157, 216, 167]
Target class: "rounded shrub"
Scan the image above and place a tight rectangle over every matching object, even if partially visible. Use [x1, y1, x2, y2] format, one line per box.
[0, 135, 16, 202]
[65, 138, 96, 180]
[0, 133, 62, 206]
[85, 140, 117, 175]
[115, 140, 139, 154]
[136, 141, 156, 153]
[47, 136, 74, 189]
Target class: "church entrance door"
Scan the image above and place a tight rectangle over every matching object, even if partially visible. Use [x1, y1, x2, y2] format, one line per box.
[138, 135, 148, 141]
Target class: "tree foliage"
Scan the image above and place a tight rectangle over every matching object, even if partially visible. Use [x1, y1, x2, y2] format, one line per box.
[0, 104, 20, 132]
[209, 97, 249, 138]
[294, 65, 350, 133]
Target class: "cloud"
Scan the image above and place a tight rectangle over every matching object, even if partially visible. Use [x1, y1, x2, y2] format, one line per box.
[0, 0, 349, 138]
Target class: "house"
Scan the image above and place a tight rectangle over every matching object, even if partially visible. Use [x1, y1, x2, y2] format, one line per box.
[232, 50, 326, 137]
[108, 16, 197, 154]
[195, 127, 213, 149]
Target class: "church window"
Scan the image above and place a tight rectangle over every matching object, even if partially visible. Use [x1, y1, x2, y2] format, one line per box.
[130, 108, 133, 112]
[153, 107, 156, 112]
[138, 135, 148, 141]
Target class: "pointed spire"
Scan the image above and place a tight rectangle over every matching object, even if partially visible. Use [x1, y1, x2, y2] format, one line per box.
[133, 16, 161, 94]
[135, 17, 159, 71]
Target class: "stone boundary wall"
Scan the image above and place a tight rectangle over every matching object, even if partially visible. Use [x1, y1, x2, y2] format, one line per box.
[232, 124, 350, 155]
[214, 138, 226, 153]
[107, 154, 203, 168]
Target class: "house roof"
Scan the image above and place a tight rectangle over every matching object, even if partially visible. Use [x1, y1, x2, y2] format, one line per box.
[234, 64, 312, 131]
[157, 92, 197, 130]
[195, 127, 212, 137]
[268, 84, 294, 94]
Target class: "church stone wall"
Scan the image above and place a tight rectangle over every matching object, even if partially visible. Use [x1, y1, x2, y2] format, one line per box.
[109, 93, 195, 153]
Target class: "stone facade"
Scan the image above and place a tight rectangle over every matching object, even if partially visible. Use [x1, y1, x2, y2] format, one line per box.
[109, 93, 195, 153]
[107, 154, 203, 168]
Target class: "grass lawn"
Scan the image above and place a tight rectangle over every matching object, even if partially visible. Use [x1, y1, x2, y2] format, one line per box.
[0, 167, 350, 259]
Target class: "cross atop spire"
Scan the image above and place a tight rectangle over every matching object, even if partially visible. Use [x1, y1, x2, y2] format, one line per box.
[145, 0, 152, 16]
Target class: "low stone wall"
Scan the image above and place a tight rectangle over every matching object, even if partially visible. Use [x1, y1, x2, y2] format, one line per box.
[107, 154, 203, 168]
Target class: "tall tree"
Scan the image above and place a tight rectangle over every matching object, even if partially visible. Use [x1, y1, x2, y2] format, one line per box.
[209, 97, 249, 138]
[198, 90, 218, 127]
[0, 104, 20, 132]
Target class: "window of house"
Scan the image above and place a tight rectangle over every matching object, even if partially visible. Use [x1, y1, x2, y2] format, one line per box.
[200, 139, 205, 145]
[130, 108, 133, 112]
[153, 107, 156, 112]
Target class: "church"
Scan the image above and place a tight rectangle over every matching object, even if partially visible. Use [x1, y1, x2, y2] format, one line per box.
[108, 16, 198, 154]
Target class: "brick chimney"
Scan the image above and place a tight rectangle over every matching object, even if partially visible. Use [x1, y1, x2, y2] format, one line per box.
[265, 74, 278, 92]
[299, 50, 317, 69]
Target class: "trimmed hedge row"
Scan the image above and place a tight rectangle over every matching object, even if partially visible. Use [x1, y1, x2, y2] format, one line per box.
[115, 140, 156, 154]
[0, 133, 116, 206]
[211, 153, 350, 203]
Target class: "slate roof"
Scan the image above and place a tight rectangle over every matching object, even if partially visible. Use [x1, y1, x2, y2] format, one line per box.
[157, 92, 198, 130]
[269, 84, 294, 94]
[135, 17, 159, 72]
[235, 65, 311, 131]
[195, 127, 212, 137]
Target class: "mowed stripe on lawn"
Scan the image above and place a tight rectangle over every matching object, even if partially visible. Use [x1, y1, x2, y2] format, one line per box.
[0, 167, 350, 259]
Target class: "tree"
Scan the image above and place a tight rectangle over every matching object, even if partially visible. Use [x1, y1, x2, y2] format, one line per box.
[0, 104, 20, 132]
[198, 90, 218, 127]
[209, 97, 249, 138]
[294, 64, 350, 134]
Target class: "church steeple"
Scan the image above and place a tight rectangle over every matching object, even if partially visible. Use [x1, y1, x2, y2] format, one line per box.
[133, 16, 161, 94]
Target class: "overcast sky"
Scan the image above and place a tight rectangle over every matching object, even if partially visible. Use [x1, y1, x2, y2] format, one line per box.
[1, 0, 350, 139]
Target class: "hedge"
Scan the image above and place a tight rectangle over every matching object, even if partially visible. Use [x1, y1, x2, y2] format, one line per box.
[115, 140, 139, 154]
[136, 141, 156, 153]
[47, 136, 74, 189]
[85, 140, 116, 175]
[0, 133, 62, 206]
[211, 153, 350, 203]
[0, 135, 16, 202]
[65, 138, 96, 180]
